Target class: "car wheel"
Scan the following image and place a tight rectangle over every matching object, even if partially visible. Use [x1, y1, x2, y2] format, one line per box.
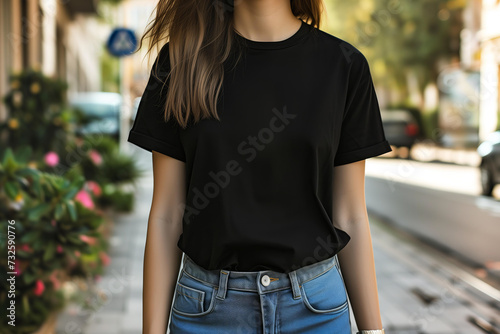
[480, 163, 495, 196]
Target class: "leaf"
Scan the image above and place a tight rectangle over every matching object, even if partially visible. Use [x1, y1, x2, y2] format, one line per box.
[21, 231, 39, 243]
[57, 233, 67, 243]
[4, 181, 19, 200]
[56, 177, 66, 189]
[23, 295, 30, 316]
[43, 242, 56, 262]
[33, 238, 43, 250]
[1, 147, 15, 166]
[26, 203, 51, 221]
[67, 233, 83, 245]
[72, 175, 86, 190]
[66, 200, 77, 222]
[59, 178, 71, 190]
[32, 176, 43, 198]
[63, 187, 80, 201]
[48, 175, 63, 189]
[17, 167, 40, 178]
[2, 149, 18, 175]
[23, 270, 37, 285]
[54, 203, 65, 220]
[16, 146, 33, 164]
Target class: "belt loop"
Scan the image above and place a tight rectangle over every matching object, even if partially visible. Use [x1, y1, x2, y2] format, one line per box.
[288, 270, 301, 300]
[216, 270, 229, 300]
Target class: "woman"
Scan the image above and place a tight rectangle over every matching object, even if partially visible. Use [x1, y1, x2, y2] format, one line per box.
[128, 0, 391, 333]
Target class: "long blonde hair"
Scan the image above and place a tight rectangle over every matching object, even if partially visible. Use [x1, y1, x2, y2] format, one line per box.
[138, 0, 324, 128]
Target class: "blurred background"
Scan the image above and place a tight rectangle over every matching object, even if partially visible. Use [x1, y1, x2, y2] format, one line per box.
[0, 0, 499, 333]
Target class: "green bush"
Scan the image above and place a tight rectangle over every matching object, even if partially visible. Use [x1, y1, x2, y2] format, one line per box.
[0, 68, 144, 333]
[0, 148, 109, 333]
[0, 69, 80, 158]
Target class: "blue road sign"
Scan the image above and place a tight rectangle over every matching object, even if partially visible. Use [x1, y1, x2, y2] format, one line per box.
[107, 28, 138, 57]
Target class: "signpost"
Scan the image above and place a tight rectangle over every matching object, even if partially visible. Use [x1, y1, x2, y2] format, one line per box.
[106, 28, 138, 57]
[106, 28, 138, 153]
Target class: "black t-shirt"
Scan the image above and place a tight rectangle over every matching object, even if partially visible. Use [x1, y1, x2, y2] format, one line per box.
[128, 20, 392, 274]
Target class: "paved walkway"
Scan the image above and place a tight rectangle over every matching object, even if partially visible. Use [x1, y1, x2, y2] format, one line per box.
[365, 158, 485, 196]
[54, 151, 499, 334]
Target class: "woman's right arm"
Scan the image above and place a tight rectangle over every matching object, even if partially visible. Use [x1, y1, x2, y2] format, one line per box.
[143, 150, 186, 334]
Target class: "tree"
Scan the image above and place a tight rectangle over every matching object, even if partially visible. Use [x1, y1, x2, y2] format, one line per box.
[324, 0, 464, 110]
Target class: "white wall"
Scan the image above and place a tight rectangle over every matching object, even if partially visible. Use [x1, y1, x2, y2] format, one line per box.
[479, 0, 500, 140]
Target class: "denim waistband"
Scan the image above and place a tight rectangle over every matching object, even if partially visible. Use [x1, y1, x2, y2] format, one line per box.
[181, 253, 340, 300]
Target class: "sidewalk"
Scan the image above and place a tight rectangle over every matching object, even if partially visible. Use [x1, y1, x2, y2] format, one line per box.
[55, 151, 153, 334]
[364, 158, 483, 196]
[55, 153, 499, 334]
[363, 215, 499, 334]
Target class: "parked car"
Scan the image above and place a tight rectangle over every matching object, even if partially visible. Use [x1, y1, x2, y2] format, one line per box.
[477, 130, 500, 196]
[380, 109, 420, 157]
[69, 92, 122, 139]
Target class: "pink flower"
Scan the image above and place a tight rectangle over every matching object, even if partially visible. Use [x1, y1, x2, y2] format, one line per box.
[99, 251, 111, 266]
[44, 151, 59, 167]
[21, 244, 32, 252]
[74, 250, 81, 257]
[80, 234, 97, 246]
[86, 180, 102, 197]
[94, 275, 102, 283]
[14, 259, 22, 276]
[33, 280, 45, 296]
[75, 189, 95, 210]
[88, 149, 102, 165]
[56, 245, 63, 253]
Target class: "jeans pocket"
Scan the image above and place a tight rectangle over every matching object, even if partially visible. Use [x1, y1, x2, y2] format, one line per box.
[172, 270, 217, 317]
[300, 264, 348, 314]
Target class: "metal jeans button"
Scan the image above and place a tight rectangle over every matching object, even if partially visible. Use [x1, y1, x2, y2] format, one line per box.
[261, 274, 270, 286]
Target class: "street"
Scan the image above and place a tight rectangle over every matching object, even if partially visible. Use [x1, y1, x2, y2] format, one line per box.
[365, 158, 500, 272]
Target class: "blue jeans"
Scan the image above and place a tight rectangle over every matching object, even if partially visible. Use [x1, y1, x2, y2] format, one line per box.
[168, 253, 351, 333]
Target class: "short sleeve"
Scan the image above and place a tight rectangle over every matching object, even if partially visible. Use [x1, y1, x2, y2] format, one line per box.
[127, 43, 186, 162]
[334, 52, 392, 167]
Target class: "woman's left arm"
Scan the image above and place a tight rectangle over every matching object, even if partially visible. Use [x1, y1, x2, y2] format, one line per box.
[332, 159, 384, 331]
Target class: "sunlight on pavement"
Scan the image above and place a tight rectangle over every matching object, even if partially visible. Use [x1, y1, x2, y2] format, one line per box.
[365, 158, 483, 196]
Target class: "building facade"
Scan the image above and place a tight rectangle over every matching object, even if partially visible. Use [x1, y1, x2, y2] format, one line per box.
[479, 0, 500, 139]
[0, 0, 103, 120]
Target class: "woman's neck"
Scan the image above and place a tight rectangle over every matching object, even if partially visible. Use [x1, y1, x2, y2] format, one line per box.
[232, 0, 301, 42]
